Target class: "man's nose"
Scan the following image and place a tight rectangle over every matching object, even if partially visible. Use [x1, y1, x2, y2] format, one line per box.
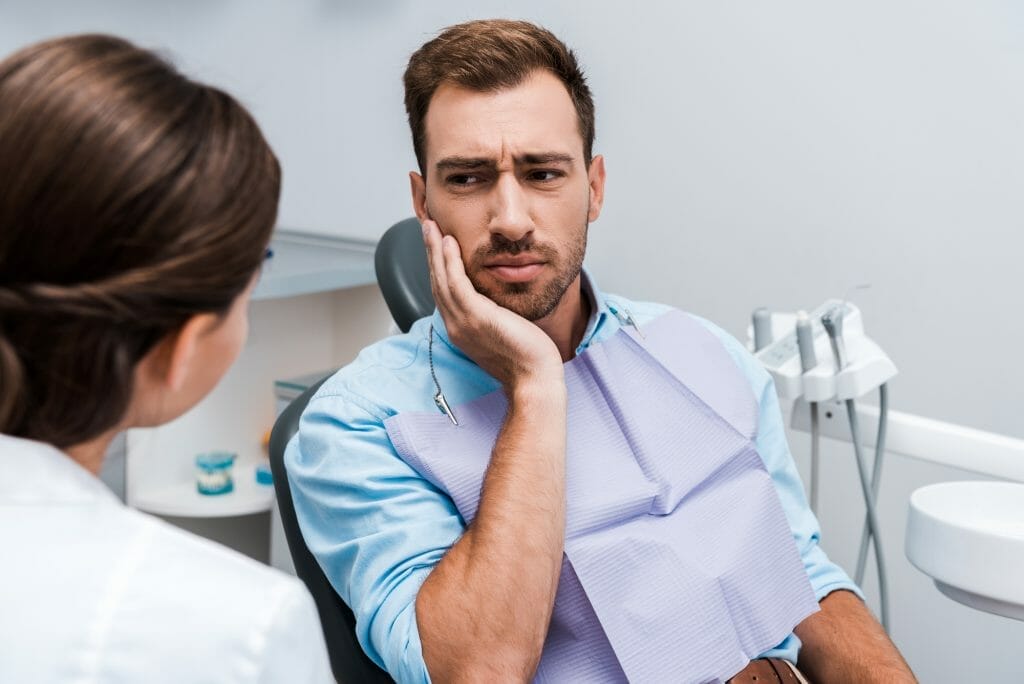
[488, 173, 533, 243]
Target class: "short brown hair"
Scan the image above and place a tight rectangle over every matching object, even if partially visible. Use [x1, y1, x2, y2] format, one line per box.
[403, 19, 595, 175]
[0, 34, 280, 447]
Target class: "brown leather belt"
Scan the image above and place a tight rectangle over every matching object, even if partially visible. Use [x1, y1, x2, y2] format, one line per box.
[727, 657, 805, 683]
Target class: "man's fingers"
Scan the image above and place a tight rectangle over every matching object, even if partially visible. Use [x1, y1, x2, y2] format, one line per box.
[441, 235, 474, 292]
[439, 235, 482, 315]
[423, 219, 497, 331]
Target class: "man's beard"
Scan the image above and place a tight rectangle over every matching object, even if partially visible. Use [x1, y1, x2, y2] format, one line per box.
[466, 223, 588, 321]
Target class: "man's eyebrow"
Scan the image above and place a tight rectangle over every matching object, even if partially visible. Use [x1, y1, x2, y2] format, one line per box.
[435, 157, 496, 171]
[518, 153, 575, 166]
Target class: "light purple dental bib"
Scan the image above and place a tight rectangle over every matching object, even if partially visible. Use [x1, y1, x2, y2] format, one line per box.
[385, 310, 818, 683]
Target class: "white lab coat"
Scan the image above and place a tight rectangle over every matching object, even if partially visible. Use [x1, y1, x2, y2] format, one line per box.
[0, 433, 333, 683]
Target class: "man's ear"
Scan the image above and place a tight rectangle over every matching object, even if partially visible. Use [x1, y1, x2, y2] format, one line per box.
[587, 154, 607, 223]
[410, 171, 430, 222]
[154, 313, 218, 392]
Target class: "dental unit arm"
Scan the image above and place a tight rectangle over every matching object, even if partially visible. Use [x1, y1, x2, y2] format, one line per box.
[749, 299, 897, 633]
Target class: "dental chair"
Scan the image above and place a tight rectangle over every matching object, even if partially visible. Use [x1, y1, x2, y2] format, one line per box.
[268, 217, 432, 683]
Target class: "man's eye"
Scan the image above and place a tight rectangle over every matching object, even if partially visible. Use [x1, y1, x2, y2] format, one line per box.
[529, 170, 562, 182]
[447, 174, 481, 186]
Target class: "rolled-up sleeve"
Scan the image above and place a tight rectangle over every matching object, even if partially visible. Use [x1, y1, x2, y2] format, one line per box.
[285, 388, 459, 683]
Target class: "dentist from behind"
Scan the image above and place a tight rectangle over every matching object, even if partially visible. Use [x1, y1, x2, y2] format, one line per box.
[0, 35, 331, 683]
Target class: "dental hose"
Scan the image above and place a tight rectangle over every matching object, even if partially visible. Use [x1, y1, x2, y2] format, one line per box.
[855, 384, 888, 584]
[809, 403, 820, 514]
[846, 391, 891, 633]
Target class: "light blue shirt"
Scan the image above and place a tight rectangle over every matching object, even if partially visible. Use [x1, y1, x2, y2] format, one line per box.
[285, 271, 862, 682]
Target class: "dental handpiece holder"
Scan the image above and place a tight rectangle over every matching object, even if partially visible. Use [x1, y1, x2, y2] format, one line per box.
[751, 299, 897, 402]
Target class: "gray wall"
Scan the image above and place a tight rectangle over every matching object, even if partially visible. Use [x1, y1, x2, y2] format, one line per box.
[5, 2, 1023, 681]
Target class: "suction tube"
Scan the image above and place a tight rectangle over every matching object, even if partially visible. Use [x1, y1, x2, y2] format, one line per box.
[846, 395, 890, 632]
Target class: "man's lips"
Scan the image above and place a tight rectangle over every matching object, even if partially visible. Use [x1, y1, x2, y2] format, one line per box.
[483, 258, 546, 283]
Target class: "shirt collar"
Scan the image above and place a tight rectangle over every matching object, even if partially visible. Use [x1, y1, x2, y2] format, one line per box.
[576, 268, 613, 354]
[429, 267, 615, 358]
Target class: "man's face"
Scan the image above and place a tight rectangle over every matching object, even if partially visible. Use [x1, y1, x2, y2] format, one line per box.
[411, 69, 605, 321]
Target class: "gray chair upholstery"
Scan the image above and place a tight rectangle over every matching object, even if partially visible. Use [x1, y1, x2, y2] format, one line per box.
[374, 217, 434, 332]
[269, 378, 393, 683]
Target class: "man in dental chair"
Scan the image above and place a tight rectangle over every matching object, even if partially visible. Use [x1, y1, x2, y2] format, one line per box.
[286, 19, 916, 684]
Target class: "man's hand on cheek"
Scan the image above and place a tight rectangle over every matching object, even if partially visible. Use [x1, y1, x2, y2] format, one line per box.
[421, 219, 563, 391]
